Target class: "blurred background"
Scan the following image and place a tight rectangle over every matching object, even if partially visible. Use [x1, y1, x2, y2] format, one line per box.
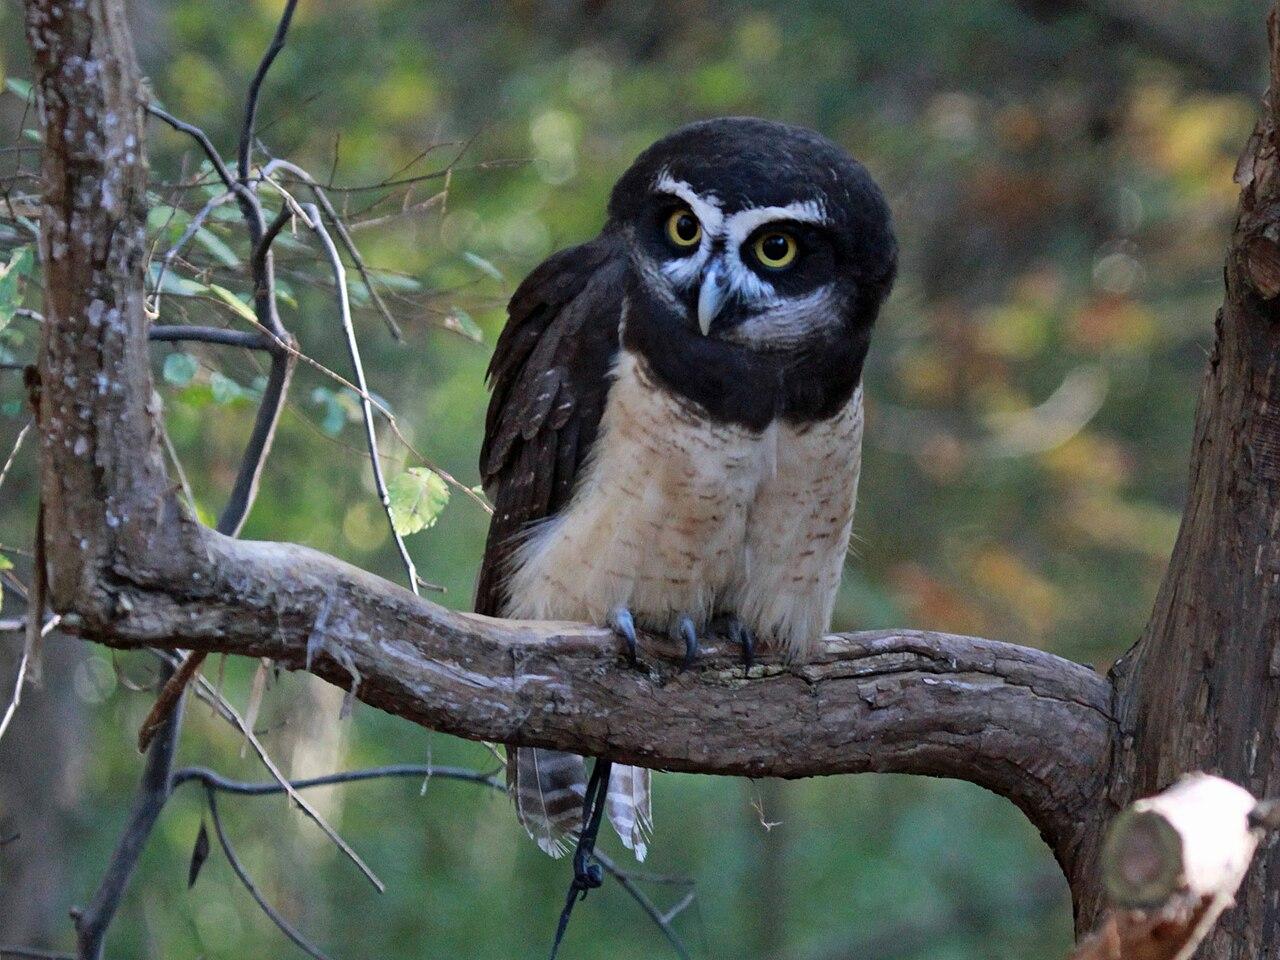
[0, 0, 1266, 957]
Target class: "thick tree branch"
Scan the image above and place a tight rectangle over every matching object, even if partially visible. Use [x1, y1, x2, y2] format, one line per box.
[66, 536, 1114, 873]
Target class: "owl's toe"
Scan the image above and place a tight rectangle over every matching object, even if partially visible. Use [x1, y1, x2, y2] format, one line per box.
[672, 614, 700, 670]
[608, 605, 639, 665]
[726, 616, 756, 669]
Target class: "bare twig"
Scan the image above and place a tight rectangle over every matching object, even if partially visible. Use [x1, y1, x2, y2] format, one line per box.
[262, 159, 404, 341]
[158, 418, 197, 514]
[237, 0, 299, 184]
[136, 650, 204, 751]
[230, 309, 492, 514]
[172, 763, 504, 795]
[595, 851, 694, 960]
[217, 348, 294, 538]
[150, 325, 268, 350]
[0, 947, 76, 960]
[188, 654, 384, 891]
[173, 762, 695, 958]
[72, 661, 185, 960]
[145, 105, 245, 207]
[204, 787, 334, 960]
[0, 421, 32, 495]
[300, 202, 417, 593]
[148, 190, 233, 318]
[0, 614, 60, 746]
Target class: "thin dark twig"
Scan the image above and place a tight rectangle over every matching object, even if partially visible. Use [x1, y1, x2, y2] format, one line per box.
[145, 105, 241, 202]
[301, 202, 418, 594]
[237, 0, 300, 183]
[262, 159, 404, 341]
[149, 190, 232, 317]
[177, 762, 693, 957]
[173, 764, 504, 795]
[72, 662, 185, 960]
[0, 947, 77, 960]
[144, 104, 283, 337]
[595, 851, 694, 960]
[253, 203, 294, 275]
[149, 326, 269, 350]
[205, 787, 334, 960]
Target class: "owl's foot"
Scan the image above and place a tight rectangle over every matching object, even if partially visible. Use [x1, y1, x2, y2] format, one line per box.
[716, 615, 756, 669]
[609, 606, 702, 669]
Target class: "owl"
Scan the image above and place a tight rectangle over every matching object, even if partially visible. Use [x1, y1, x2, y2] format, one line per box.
[476, 116, 897, 862]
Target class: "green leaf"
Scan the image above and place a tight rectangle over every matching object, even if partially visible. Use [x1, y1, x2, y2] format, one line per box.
[207, 284, 258, 324]
[368, 271, 422, 293]
[4, 78, 33, 101]
[0, 552, 12, 614]
[311, 387, 346, 437]
[463, 251, 504, 282]
[441, 307, 483, 343]
[209, 372, 243, 405]
[21, 128, 41, 143]
[146, 205, 189, 234]
[162, 352, 198, 387]
[193, 227, 240, 268]
[387, 468, 450, 536]
[148, 262, 208, 298]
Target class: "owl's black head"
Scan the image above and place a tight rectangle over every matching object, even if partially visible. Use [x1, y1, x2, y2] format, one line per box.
[607, 117, 897, 348]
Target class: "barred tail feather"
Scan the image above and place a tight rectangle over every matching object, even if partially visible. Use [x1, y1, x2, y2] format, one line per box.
[605, 764, 653, 862]
[509, 747, 587, 858]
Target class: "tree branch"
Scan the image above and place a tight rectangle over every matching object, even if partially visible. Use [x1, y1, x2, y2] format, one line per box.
[69, 536, 1114, 874]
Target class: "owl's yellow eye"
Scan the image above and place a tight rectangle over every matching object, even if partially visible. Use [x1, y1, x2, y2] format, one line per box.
[665, 209, 702, 249]
[753, 231, 798, 269]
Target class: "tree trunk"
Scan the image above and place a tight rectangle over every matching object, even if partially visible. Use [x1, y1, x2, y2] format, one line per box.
[1070, 13, 1280, 954]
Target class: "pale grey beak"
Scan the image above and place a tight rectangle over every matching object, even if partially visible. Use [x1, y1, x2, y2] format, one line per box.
[697, 261, 728, 335]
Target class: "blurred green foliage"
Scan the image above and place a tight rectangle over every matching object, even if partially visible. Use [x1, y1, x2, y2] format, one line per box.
[0, 0, 1266, 957]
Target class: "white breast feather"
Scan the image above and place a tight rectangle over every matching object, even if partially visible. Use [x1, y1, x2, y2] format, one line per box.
[505, 349, 863, 660]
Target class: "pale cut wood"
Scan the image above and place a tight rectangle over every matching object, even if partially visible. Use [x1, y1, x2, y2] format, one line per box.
[1071, 775, 1261, 960]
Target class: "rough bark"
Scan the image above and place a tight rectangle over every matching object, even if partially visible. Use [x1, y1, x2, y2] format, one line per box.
[1072, 10, 1280, 953]
[73, 545, 1114, 877]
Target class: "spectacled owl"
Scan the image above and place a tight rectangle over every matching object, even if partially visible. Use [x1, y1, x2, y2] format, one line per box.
[476, 116, 897, 860]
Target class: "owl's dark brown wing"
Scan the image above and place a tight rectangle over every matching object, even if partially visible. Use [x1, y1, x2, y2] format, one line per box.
[475, 230, 627, 617]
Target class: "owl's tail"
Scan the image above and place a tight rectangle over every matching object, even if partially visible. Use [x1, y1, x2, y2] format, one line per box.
[605, 763, 653, 862]
[508, 748, 652, 861]
[509, 748, 587, 857]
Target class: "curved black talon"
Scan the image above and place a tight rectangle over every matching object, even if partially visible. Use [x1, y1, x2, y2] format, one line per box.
[674, 615, 700, 670]
[727, 618, 756, 669]
[608, 606, 638, 664]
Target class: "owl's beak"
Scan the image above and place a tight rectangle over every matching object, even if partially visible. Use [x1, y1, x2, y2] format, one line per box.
[696, 260, 728, 335]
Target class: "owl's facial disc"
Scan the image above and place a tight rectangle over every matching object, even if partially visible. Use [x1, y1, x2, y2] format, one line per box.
[645, 176, 840, 345]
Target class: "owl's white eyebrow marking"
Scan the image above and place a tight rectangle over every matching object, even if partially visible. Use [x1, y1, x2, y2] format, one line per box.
[654, 170, 724, 235]
[725, 200, 828, 250]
